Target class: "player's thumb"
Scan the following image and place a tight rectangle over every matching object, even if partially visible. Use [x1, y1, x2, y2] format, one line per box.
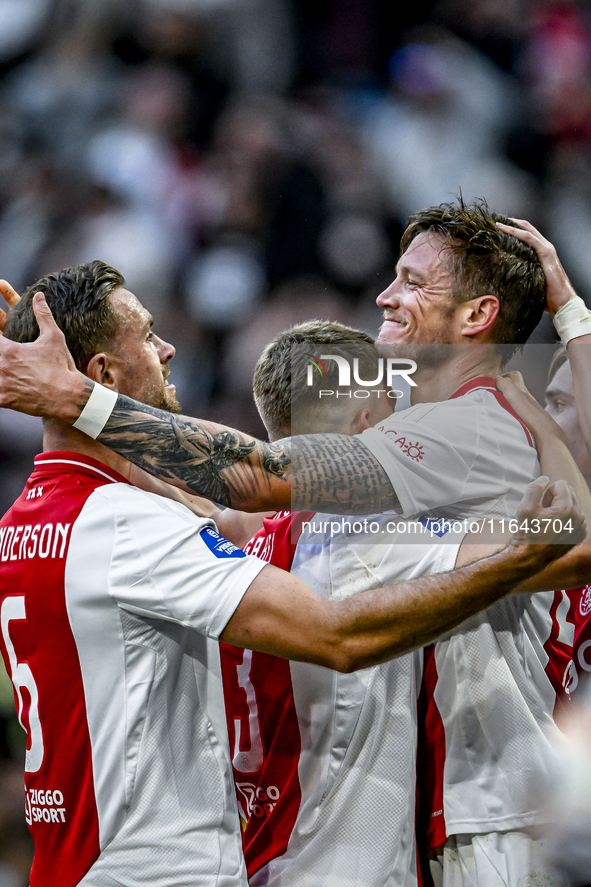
[32, 292, 62, 339]
[496, 371, 527, 396]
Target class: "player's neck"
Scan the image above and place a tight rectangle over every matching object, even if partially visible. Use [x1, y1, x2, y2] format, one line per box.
[410, 346, 501, 405]
[42, 418, 136, 481]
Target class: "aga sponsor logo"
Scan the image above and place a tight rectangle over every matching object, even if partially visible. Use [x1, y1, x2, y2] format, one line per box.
[374, 428, 425, 462]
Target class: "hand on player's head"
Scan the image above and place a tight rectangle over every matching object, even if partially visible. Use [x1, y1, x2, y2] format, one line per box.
[0, 291, 79, 416]
[511, 475, 586, 547]
[497, 369, 528, 393]
[496, 218, 578, 316]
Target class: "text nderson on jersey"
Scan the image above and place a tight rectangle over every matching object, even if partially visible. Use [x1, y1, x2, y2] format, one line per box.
[222, 510, 462, 887]
[359, 377, 571, 837]
[0, 452, 267, 887]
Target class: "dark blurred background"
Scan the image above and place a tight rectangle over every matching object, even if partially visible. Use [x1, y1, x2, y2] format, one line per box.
[2, 1, 591, 881]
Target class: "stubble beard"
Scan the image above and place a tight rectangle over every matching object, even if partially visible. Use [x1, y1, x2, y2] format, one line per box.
[154, 389, 182, 414]
[153, 364, 182, 414]
[376, 303, 461, 368]
[142, 371, 182, 414]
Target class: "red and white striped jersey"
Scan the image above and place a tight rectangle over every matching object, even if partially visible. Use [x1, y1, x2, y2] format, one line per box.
[221, 511, 461, 887]
[357, 377, 576, 846]
[417, 589, 578, 850]
[359, 377, 537, 525]
[0, 451, 266, 887]
[220, 511, 312, 879]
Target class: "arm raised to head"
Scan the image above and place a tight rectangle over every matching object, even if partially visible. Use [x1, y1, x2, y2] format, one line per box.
[497, 218, 591, 464]
[0, 292, 396, 513]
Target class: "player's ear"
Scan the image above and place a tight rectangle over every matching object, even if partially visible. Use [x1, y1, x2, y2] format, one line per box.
[85, 352, 119, 390]
[458, 295, 499, 338]
[350, 408, 373, 435]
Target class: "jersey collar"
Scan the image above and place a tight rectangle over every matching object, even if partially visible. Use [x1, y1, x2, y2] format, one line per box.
[448, 376, 535, 447]
[449, 376, 497, 399]
[34, 451, 133, 485]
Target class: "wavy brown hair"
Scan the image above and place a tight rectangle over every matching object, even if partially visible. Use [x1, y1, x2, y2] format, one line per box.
[4, 260, 124, 372]
[402, 198, 546, 352]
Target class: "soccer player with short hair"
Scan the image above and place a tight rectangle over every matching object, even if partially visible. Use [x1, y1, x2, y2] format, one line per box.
[1, 264, 579, 887]
[220, 318, 591, 887]
[2, 201, 591, 886]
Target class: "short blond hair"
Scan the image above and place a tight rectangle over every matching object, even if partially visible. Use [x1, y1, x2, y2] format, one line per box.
[253, 320, 378, 438]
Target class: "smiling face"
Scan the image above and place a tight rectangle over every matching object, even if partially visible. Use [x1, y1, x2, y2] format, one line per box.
[546, 360, 591, 487]
[105, 287, 181, 413]
[376, 232, 467, 347]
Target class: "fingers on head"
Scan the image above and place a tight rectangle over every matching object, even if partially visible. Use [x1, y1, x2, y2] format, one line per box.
[32, 292, 54, 322]
[0, 279, 20, 306]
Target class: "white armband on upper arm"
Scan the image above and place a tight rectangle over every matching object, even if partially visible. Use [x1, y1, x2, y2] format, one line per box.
[72, 384, 118, 439]
[553, 295, 591, 344]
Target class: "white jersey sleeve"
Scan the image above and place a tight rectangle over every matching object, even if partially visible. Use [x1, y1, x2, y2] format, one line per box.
[88, 483, 266, 638]
[358, 381, 537, 520]
[0, 452, 266, 887]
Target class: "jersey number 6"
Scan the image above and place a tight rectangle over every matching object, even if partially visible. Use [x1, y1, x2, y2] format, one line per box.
[1, 595, 45, 772]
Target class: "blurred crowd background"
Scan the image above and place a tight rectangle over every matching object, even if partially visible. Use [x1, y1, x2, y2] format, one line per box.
[2, 0, 591, 882]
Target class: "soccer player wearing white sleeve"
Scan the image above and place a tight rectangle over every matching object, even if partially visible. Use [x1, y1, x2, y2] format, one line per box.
[218, 321, 589, 887]
[2, 204, 591, 887]
[219, 323, 462, 887]
[3, 267, 578, 887]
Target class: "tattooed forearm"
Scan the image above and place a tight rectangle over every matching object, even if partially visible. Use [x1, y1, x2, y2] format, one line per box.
[97, 396, 398, 513]
[98, 395, 291, 509]
[291, 433, 399, 513]
[76, 379, 95, 415]
[261, 442, 291, 479]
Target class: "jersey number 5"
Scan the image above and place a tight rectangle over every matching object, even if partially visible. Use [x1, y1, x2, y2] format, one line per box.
[1, 596, 45, 772]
